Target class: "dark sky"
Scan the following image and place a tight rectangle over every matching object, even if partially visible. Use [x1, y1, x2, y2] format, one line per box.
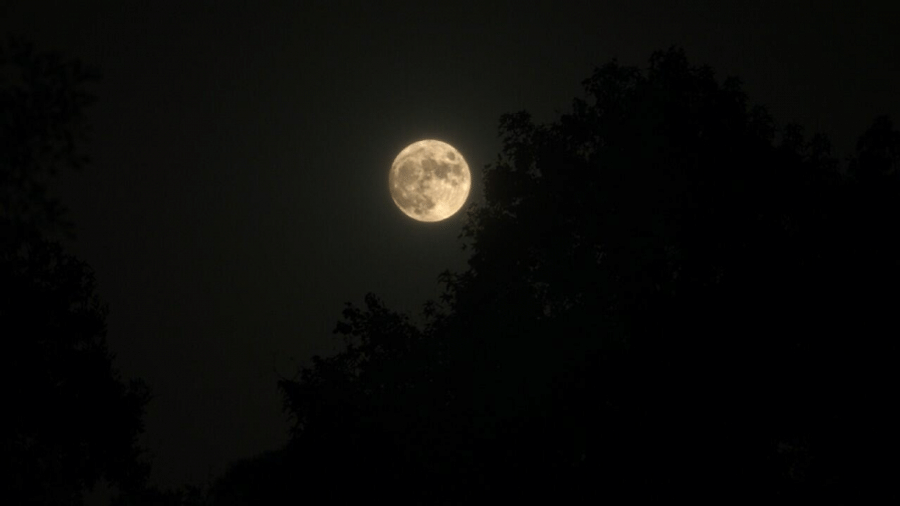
[3, 0, 899, 489]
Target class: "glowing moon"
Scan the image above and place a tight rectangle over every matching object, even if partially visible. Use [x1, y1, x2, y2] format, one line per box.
[389, 140, 471, 222]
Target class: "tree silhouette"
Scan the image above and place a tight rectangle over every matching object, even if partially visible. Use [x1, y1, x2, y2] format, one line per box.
[272, 48, 900, 503]
[851, 115, 900, 185]
[1, 39, 150, 505]
[0, 38, 98, 243]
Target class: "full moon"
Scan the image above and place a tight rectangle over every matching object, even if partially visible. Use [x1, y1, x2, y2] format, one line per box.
[389, 140, 472, 222]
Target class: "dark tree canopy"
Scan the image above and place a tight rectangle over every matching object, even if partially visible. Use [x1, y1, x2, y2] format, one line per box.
[1, 38, 98, 242]
[268, 48, 900, 503]
[852, 114, 900, 184]
[1, 39, 150, 505]
[113, 48, 900, 505]
[2, 241, 150, 505]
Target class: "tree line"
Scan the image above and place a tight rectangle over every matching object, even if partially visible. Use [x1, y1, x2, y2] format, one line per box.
[4, 42, 898, 504]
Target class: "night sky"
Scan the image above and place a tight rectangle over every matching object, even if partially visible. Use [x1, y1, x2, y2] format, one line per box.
[4, 0, 899, 491]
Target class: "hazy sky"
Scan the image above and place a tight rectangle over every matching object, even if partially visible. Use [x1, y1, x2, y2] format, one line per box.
[3, 0, 898, 488]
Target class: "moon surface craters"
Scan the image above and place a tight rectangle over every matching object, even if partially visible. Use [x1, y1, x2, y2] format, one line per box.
[389, 140, 471, 222]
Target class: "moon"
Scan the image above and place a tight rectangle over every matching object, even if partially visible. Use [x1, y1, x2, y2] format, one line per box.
[389, 140, 472, 222]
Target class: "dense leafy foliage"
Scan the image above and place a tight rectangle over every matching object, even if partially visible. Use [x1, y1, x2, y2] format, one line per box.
[1, 39, 150, 505]
[272, 48, 900, 503]
[211, 48, 900, 503]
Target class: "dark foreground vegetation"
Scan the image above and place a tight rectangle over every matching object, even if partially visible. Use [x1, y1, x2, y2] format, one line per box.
[4, 41, 898, 503]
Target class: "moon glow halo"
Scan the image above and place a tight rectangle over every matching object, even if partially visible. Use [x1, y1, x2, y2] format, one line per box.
[389, 140, 471, 222]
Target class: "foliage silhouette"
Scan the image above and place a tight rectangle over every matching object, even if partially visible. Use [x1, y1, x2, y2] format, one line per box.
[1, 38, 150, 505]
[256, 48, 897, 503]
[1, 38, 98, 243]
